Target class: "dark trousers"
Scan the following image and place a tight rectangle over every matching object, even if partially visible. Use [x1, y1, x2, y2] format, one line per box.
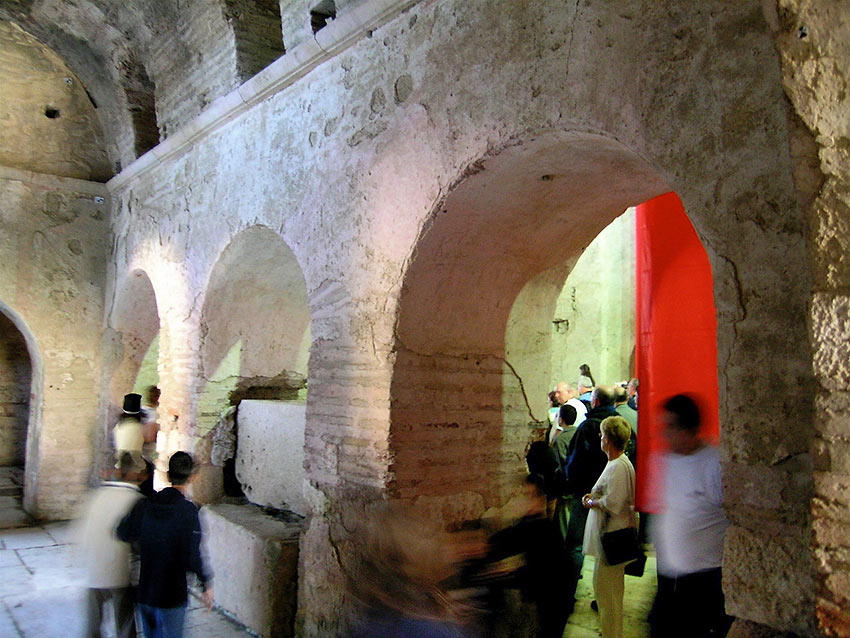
[650, 568, 733, 638]
[86, 587, 136, 638]
[563, 498, 589, 611]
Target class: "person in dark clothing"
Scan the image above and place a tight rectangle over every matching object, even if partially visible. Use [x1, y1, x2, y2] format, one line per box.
[487, 474, 570, 638]
[562, 386, 619, 613]
[117, 451, 213, 638]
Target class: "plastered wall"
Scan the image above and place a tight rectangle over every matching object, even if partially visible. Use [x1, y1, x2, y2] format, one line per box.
[102, 2, 818, 635]
[550, 209, 637, 391]
[0, 170, 109, 518]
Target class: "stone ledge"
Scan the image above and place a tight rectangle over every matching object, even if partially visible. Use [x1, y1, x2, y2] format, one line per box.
[0, 164, 109, 197]
[106, 0, 418, 193]
[202, 503, 303, 638]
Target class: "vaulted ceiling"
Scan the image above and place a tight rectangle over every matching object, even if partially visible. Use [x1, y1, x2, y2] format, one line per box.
[0, 0, 284, 177]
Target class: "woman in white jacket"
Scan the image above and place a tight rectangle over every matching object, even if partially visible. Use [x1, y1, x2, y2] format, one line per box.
[581, 416, 636, 638]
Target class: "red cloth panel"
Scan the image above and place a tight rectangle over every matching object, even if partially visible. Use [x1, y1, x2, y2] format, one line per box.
[634, 192, 719, 512]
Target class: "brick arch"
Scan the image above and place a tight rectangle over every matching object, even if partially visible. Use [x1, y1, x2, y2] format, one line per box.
[389, 130, 675, 527]
[196, 225, 311, 509]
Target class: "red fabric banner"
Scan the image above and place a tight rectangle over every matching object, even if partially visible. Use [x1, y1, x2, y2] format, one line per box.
[634, 192, 718, 512]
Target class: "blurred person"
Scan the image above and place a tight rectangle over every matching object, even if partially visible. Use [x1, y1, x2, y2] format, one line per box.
[487, 474, 570, 638]
[117, 451, 213, 638]
[613, 386, 637, 467]
[113, 393, 145, 472]
[577, 365, 595, 404]
[546, 391, 559, 436]
[551, 403, 578, 544]
[613, 386, 637, 434]
[650, 394, 732, 638]
[77, 452, 147, 638]
[581, 417, 636, 638]
[347, 506, 468, 638]
[627, 378, 639, 410]
[141, 385, 161, 461]
[578, 364, 595, 388]
[140, 385, 161, 496]
[562, 386, 619, 613]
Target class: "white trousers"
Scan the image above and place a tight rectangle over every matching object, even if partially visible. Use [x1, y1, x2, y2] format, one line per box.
[593, 557, 626, 638]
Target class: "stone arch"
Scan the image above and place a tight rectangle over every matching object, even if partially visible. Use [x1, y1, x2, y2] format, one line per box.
[108, 269, 161, 425]
[198, 225, 311, 513]
[0, 300, 43, 513]
[390, 130, 698, 527]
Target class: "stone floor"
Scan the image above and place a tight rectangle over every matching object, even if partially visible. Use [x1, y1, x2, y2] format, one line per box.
[0, 465, 255, 638]
[568, 553, 655, 638]
[0, 466, 656, 637]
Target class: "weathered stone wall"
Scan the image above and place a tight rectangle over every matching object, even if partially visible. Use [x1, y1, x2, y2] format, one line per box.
[771, 1, 850, 635]
[0, 168, 109, 518]
[103, 1, 817, 635]
[0, 312, 31, 467]
[0, 21, 110, 182]
[550, 209, 637, 389]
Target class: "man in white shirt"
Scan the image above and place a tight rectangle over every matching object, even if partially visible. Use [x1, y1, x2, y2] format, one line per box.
[554, 383, 587, 430]
[650, 394, 732, 638]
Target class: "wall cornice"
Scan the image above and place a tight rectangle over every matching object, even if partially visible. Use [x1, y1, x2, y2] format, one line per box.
[0, 164, 109, 197]
[106, 0, 417, 194]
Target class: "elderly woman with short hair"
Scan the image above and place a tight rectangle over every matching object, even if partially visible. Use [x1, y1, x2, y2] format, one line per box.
[581, 416, 636, 638]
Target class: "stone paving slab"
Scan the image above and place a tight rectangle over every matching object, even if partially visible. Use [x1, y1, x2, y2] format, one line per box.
[0, 565, 35, 598]
[0, 602, 20, 637]
[4, 586, 86, 638]
[43, 521, 74, 545]
[0, 549, 23, 568]
[1, 527, 57, 550]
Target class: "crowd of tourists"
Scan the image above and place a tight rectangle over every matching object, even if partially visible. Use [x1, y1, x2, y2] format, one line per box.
[349, 367, 732, 638]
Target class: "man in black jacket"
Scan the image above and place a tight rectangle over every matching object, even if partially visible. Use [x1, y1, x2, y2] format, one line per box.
[562, 386, 618, 613]
[117, 451, 213, 638]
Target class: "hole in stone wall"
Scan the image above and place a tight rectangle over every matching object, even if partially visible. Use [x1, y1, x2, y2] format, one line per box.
[44, 106, 60, 119]
[310, 0, 336, 33]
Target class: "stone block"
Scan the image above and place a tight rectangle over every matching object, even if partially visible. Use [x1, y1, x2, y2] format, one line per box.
[236, 400, 306, 515]
[202, 503, 302, 638]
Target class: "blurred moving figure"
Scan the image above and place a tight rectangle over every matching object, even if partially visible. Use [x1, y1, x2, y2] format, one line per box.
[347, 506, 469, 638]
[650, 394, 732, 638]
[140, 385, 161, 496]
[76, 452, 146, 638]
[487, 474, 570, 638]
[581, 416, 636, 638]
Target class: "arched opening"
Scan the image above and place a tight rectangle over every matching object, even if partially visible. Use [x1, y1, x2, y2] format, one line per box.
[0, 301, 43, 520]
[198, 226, 311, 514]
[107, 269, 161, 470]
[391, 132, 672, 523]
[0, 311, 32, 469]
[0, 309, 34, 525]
[390, 130, 721, 632]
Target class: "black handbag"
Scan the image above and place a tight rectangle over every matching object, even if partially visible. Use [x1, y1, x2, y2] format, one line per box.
[601, 526, 642, 565]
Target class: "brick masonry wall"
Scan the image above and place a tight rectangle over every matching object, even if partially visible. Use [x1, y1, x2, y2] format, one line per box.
[104, 1, 818, 634]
